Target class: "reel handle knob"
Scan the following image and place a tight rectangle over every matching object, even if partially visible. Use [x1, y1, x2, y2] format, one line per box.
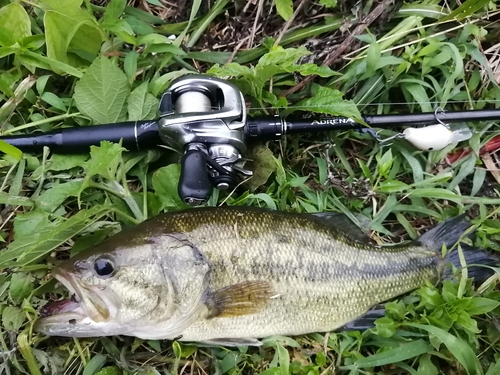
[178, 149, 213, 206]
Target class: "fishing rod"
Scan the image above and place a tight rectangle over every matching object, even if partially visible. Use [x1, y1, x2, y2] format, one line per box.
[2, 75, 500, 205]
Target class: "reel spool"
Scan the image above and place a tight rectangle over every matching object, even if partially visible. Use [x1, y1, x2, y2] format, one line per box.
[157, 75, 252, 206]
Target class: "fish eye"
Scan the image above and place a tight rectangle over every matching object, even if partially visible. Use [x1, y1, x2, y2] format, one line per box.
[93, 257, 115, 278]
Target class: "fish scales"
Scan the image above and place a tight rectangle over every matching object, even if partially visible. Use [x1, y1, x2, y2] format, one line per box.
[34, 206, 498, 345]
[148, 208, 439, 341]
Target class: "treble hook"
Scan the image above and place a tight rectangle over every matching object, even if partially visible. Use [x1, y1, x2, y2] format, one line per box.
[377, 132, 405, 148]
[434, 107, 450, 129]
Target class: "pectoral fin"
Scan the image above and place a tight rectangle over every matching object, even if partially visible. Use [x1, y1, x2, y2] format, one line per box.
[206, 280, 274, 318]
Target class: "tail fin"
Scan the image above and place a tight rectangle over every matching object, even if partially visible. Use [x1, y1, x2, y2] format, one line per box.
[416, 214, 499, 283]
[416, 214, 473, 250]
[443, 245, 498, 283]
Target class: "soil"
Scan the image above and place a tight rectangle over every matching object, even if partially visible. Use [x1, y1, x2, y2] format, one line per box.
[90, 0, 406, 70]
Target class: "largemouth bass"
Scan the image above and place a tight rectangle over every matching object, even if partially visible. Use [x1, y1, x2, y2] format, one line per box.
[35, 206, 497, 346]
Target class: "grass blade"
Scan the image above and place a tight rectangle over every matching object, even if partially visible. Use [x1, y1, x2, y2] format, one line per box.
[354, 339, 431, 368]
[405, 323, 483, 375]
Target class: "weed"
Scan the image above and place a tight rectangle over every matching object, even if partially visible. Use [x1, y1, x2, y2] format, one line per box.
[1, 0, 500, 374]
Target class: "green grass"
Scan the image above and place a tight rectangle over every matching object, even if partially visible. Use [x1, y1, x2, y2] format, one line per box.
[1, 0, 500, 374]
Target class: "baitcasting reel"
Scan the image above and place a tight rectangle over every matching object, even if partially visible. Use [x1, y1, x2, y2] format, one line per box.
[156, 76, 254, 206]
[3, 74, 500, 206]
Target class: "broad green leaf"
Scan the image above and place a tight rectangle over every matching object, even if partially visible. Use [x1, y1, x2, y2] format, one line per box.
[124, 16, 155, 35]
[0, 3, 31, 47]
[456, 311, 480, 333]
[146, 0, 167, 8]
[10, 159, 25, 198]
[0, 205, 113, 267]
[71, 228, 118, 256]
[9, 272, 34, 305]
[0, 276, 9, 299]
[46, 154, 88, 172]
[466, 297, 500, 315]
[366, 42, 381, 74]
[151, 69, 192, 97]
[486, 358, 500, 375]
[320, 0, 337, 7]
[257, 45, 311, 68]
[102, 0, 127, 28]
[440, 0, 491, 21]
[275, 0, 294, 21]
[38, 0, 84, 13]
[0, 192, 33, 207]
[395, 145, 424, 183]
[31, 349, 62, 375]
[124, 5, 166, 24]
[85, 141, 126, 181]
[403, 82, 433, 112]
[105, 20, 136, 45]
[151, 164, 188, 211]
[405, 323, 483, 375]
[407, 188, 465, 203]
[447, 155, 476, 191]
[12, 209, 52, 240]
[95, 367, 120, 375]
[207, 63, 254, 78]
[137, 33, 174, 45]
[41, 92, 67, 112]
[370, 194, 398, 232]
[471, 165, 486, 197]
[0, 139, 22, 160]
[292, 63, 340, 77]
[44, 9, 102, 67]
[36, 179, 85, 212]
[143, 44, 186, 55]
[248, 193, 277, 210]
[0, 72, 17, 97]
[36, 75, 52, 95]
[377, 149, 394, 177]
[355, 339, 431, 368]
[127, 82, 159, 121]
[124, 50, 139, 83]
[219, 352, 244, 373]
[293, 84, 363, 122]
[417, 354, 439, 375]
[276, 341, 290, 375]
[243, 145, 277, 191]
[2, 306, 25, 331]
[83, 354, 107, 375]
[18, 50, 84, 77]
[74, 57, 130, 123]
[376, 180, 409, 193]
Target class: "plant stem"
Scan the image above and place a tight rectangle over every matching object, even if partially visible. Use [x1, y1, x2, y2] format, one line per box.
[2, 113, 82, 135]
[109, 181, 144, 222]
[186, 0, 231, 48]
[86, 183, 144, 224]
[17, 330, 42, 375]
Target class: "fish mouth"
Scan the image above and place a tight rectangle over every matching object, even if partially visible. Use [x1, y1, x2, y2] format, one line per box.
[38, 268, 111, 324]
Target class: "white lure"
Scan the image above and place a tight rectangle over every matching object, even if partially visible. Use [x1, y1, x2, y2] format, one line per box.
[402, 124, 454, 151]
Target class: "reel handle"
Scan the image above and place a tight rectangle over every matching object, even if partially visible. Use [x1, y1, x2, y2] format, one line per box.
[178, 149, 213, 205]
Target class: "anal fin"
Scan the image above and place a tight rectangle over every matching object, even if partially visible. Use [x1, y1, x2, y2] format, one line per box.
[206, 280, 274, 318]
[335, 304, 387, 332]
[196, 338, 263, 347]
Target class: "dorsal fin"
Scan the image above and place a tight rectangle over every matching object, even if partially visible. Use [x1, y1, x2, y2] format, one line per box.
[309, 212, 374, 245]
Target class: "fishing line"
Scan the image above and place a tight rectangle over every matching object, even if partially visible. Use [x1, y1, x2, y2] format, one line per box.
[245, 99, 500, 110]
